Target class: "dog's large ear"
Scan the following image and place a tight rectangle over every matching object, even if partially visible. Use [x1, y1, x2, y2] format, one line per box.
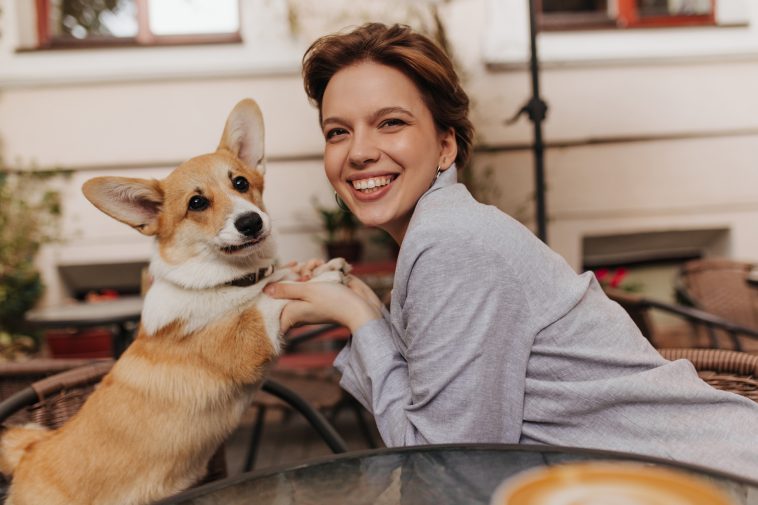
[82, 177, 163, 236]
[218, 98, 265, 175]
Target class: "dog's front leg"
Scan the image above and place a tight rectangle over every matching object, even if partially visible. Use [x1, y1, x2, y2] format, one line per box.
[256, 258, 351, 351]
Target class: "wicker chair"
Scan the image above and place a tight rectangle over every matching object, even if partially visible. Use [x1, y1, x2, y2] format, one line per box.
[0, 359, 115, 429]
[605, 288, 758, 351]
[659, 348, 758, 403]
[0, 358, 106, 405]
[677, 259, 758, 332]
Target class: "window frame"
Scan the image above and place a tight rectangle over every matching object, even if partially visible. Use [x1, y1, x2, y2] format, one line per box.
[539, 0, 717, 31]
[34, 0, 242, 50]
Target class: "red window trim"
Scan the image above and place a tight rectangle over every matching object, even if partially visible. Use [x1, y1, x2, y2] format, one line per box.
[539, 0, 717, 31]
[616, 0, 715, 28]
[34, 0, 241, 50]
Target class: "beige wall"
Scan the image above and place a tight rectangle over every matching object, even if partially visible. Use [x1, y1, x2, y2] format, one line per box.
[1, 0, 757, 306]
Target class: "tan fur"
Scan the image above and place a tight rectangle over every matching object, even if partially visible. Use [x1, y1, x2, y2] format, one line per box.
[0, 99, 328, 505]
[5, 318, 274, 505]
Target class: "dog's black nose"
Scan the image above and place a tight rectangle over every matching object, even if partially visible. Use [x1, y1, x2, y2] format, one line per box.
[235, 212, 263, 237]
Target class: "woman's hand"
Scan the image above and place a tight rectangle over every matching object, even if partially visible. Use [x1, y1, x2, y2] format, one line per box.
[289, 258, 325, 281]
[343, 274, 385, 315]
[264, 276, 383, 333]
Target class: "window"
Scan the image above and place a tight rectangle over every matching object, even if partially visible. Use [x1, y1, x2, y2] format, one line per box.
[35, 0, 241, 49]
[540, 0, 716, 31]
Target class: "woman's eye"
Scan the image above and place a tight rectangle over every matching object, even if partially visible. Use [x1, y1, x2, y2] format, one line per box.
[188, 195, 210, 212]
[232, 176, 249, 193]
[380, 118, 406, 128]
[325, 128, 347, 140]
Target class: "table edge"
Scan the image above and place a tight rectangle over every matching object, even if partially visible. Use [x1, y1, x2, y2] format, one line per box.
[155, 443, 758, 504]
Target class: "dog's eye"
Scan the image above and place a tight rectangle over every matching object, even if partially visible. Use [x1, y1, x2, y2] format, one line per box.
[188, 195, 209, 212]
[232, 176, 249, 193]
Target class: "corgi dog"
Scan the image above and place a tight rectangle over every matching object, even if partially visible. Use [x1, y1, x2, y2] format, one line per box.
[0, 99, 347, 505]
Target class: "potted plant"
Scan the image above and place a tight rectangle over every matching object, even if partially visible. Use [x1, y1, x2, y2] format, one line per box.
[0, 167, 64, 361]
[313, 198, 363, 263]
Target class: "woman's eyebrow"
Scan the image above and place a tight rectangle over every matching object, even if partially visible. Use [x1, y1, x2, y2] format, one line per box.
[371, 107, 414, 121]
[322, 107, 414, 129]
[321, 116, 345, 129]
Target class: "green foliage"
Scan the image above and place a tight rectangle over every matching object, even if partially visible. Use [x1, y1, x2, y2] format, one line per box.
[0, 266, 43, 335]
[0, 168, 65, 348]
[312, 197, 360, 244]
[59, 0, 124, 38]
[0, 169, 62, 268]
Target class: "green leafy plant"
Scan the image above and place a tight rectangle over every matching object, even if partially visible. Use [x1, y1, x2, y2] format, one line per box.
[0, 168, 65, 359]
[312, 197, 364, 262]
[312, 197, 360, 244]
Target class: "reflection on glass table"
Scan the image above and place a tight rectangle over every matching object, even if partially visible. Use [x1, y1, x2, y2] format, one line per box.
[156, 444, 758, 505]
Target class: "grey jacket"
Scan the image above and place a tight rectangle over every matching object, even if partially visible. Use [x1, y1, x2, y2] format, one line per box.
[334, 166, 758, 479]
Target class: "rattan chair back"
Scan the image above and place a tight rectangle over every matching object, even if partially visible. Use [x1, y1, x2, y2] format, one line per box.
[0, 359, 113, 427]
[659, 348, 758, 403]
[679, 259, 758, 330]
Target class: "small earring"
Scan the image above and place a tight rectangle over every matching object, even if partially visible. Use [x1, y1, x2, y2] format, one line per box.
[434, 165, 442, 180]
[335, 192, 350, 212]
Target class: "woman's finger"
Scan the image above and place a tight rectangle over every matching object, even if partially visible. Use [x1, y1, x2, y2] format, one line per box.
[264, 281, 311, 300]
[291, 258, 326, 280]
[300, 259, 325, 280]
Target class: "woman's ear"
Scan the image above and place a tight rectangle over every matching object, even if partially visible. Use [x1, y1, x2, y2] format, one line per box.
[438, 127, 458, 170]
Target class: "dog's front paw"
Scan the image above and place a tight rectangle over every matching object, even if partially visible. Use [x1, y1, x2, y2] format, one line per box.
[310, 258, 351, 284]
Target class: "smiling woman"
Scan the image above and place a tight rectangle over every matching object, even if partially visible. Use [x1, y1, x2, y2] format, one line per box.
[259, 22, 758, 482]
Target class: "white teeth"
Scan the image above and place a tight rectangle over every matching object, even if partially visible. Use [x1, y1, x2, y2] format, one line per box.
[352, 176, 392, 191]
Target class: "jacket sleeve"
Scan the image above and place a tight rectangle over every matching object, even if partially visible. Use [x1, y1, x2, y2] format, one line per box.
[334, 231, 532, 446]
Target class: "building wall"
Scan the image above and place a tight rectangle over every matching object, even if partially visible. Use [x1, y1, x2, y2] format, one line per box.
[1, 0, 757, 306]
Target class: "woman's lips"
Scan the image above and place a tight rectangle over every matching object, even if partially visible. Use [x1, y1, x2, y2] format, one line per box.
[348, 174, 397, 202]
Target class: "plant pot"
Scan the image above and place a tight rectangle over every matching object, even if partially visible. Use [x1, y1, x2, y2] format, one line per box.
[326, 241, 363, 263]
[45, 328, 113, 359]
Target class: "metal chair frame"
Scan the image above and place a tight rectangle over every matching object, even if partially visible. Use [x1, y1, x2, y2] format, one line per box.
[606, 288, 758, 351]
[245, 323, 375, 471]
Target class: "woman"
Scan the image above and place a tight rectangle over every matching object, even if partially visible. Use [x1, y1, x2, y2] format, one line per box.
[264, 23, 758, 477]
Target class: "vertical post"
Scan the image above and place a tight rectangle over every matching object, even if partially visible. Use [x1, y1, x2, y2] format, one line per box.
[527, 0, 548, 243]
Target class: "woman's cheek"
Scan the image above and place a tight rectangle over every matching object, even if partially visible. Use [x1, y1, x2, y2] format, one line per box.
[323, 150, 343, 184]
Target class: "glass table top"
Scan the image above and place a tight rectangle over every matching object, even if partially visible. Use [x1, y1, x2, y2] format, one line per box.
[157, 444, 758, 505]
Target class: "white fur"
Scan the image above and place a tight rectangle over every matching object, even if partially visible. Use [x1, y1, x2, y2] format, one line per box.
[142, 268, 295, 353]
[142, 259, 349, 353]
[149, 236, 278, 290]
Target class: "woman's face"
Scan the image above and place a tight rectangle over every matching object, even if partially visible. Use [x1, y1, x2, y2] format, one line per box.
[321, 61, 457, 243]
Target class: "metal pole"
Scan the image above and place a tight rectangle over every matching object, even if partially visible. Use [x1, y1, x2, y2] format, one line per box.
[527, 0, 548, 243]
[506, 0, 549, 243]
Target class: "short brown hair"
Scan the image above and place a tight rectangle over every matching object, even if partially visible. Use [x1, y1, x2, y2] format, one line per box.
[302, 23, 474, 169]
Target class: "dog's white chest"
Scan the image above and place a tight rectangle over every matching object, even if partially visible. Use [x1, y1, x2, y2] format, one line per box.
[141, 277, 286, 353]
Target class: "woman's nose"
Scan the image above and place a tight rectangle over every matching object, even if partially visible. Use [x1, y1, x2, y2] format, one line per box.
[347, 130, 380, 168]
